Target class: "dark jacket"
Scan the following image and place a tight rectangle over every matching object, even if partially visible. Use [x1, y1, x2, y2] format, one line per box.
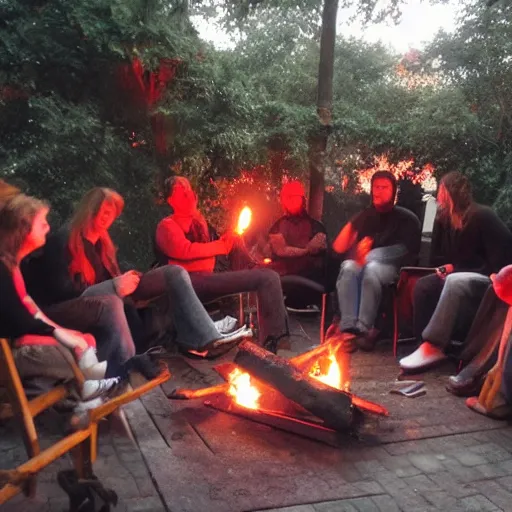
[429, 204, 512, 275]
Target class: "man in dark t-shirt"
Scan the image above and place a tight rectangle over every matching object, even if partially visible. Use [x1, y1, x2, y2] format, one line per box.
[332, 170, 421, 351]
[267, 181, 327, 311]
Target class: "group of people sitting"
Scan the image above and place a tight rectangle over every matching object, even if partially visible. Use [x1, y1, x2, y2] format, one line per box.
[1, 167, 512, 421]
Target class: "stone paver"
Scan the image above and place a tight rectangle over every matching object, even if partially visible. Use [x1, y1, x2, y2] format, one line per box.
[2, 314, 512, 511]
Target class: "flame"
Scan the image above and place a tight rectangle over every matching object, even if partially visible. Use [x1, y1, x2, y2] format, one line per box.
[309, 351, 342, 390]
[236, 206, 252, 235]
[228, 368, 261, 409]
[263, 258, 272, 264]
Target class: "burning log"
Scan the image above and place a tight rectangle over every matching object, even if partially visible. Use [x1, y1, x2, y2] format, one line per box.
[169, 384, 229, 400]
[234, 341, 353, 431]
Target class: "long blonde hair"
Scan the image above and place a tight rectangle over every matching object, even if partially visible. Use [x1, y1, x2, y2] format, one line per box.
[0, 194, 49, 270]
[68, 187, 124, 285]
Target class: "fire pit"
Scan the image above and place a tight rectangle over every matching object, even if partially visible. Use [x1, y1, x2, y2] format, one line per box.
[170, 340, 388, 447]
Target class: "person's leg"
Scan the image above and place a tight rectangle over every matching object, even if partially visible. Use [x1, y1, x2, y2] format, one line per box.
[336, 259, 363, 333]
[189, 269, 288, 344]
[412, 274, 445, 341]
[132, 265, 222, 350]
[422, 273, 491, 351]
[44, 295, 136, 378]
[357, 261, 398, 333]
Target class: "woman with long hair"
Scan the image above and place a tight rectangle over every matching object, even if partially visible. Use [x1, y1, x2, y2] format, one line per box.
[399, 171, 512, 372]
[24, 187, 249, 360]
[0, 192, 130, 406]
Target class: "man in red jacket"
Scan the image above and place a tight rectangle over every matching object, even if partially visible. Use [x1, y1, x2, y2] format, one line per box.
[155, 176, 288, 353]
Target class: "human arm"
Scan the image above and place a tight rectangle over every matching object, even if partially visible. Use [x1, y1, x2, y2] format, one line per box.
[155, 218, 228, 261]
[268, 232, 310, 258]
[332, 222, 358, 254]
[0, 262, 56, 338]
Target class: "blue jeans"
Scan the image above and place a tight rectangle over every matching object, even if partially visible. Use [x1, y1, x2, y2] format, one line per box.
[414, 272, 490, 350]
[46, 266, 222, 375]
[336, 259, 398, 334]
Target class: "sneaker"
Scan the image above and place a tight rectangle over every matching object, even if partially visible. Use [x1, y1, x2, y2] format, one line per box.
[73, 396, 104, 415]
[81, 377, 124, 401]
[399, 342, 447, 371]
[214, 315, 238, 334]
[212, 326, 253, 347]
[286, 304, 320, 314]
[123, 354, 162, 381]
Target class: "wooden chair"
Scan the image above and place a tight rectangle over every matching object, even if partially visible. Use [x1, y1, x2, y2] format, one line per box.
[0, 338, 170, 505]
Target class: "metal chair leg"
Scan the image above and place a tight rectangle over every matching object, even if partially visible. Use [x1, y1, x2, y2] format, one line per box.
[320, 293, 327, 344]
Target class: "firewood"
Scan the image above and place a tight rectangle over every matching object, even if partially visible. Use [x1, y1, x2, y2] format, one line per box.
[234, 341, 353, 430]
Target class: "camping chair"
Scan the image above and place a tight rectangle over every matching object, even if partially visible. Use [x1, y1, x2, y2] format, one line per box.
[391, 267, 437, 357]
[0, 338, 170, 505]
[280, 275, 329, 343]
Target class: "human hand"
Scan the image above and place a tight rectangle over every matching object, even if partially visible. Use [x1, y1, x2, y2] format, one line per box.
[307, 233, 327, 255]
[114, 270, 141, 298]
[355, 236, 373, 265]
[54, 328, 90, 353]
[436, 264, 454, 280]
[220, 232, 238, 254]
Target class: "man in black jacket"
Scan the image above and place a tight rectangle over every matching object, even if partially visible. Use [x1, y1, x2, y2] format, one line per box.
[332, 170, 421, 351]
[400, 171, 512, 372]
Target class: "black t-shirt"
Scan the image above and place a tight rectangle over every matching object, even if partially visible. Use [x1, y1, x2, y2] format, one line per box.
[268, 212, 327, 279]
[350, 206, 422, 266]
[0, 260, 55, 339]
[269, 212, 326, 249]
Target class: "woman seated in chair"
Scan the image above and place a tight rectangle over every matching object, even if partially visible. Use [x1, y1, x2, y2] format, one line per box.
[465, 265, 512, 419]
[155, 176, 288, 353]
[266, 180, 327, 313]
[400, 172, 512, 372]
[0, 190, 134, 409]
[23, 187, 247, 360]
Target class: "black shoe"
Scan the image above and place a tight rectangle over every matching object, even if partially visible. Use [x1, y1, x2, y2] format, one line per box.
[446, 365, 485, 397]
[122, 354, 162, 381]
[263, 337, 279, 354]
[354, 332, 378, 352]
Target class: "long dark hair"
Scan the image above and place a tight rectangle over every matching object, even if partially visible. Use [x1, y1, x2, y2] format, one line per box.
[438, 171, 473, 228]
[0, 194, 49, 270]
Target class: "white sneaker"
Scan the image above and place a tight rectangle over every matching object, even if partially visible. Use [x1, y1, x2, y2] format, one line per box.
[81, 377, 124, 401]
[73, 397, 104, 414]
[399, 342, 447, 371]
[212, 326, 253, 347]
[214, 315, 238, 334]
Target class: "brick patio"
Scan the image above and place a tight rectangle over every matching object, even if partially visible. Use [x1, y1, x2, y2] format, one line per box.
[2, 314, 512, 512]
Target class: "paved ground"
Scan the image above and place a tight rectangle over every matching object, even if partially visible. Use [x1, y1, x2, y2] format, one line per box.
[2, 314, 512, 511]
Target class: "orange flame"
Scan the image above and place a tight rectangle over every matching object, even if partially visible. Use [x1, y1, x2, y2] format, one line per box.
[228, 368, 260, 409]
[236, 206, 252, 235]
[309, 351, 342, 390]
[263, 258, 272, 264]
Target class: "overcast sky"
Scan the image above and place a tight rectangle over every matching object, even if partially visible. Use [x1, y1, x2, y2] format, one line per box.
[192, 0, 462, 54]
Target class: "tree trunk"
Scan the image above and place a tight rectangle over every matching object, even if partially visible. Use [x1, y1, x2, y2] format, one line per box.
[308, 0, 339, 220]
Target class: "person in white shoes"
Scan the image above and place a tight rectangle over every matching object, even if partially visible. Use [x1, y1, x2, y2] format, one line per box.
[0, 191, 127, 403]
[400, 172, 512, 372]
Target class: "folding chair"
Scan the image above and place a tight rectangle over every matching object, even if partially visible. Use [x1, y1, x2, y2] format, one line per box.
[0, 338, 170, 505]
[280, 275, 329, 343]
[392, 267, 436, 357]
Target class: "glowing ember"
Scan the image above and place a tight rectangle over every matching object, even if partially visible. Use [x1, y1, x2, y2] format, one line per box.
[228, 368, 261, 409]
[236, 206, 252, 235]
[263, 258, 272, 264]
[309, 352, 342, 390]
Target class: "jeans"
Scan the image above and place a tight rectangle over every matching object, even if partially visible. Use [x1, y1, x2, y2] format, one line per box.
[44, 294, 135, 378]
[82, 265, 222, 352]
[414, 272, 491, 351]
[189, 268, 288, 344]
[336, 259, 397, 333]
